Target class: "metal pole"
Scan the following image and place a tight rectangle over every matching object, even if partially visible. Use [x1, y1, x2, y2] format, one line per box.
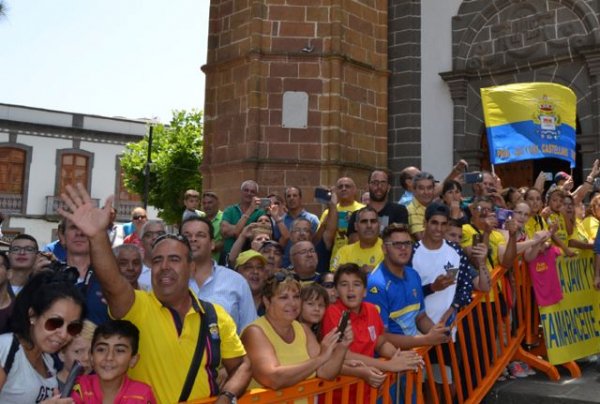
[143, 125, 154, 210]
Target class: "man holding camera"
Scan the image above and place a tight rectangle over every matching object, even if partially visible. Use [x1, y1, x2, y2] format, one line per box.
[221, 180, 266, 259]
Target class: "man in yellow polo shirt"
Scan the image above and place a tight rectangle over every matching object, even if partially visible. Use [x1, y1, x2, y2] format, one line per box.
[331, 207, 383, 273]
[59, 184, 250, 404]
[407, 172, 436, 240]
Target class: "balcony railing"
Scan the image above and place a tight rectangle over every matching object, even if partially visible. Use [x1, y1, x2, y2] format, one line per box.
[115, 201, 140, 222]
[45, 195, 100, 218]
[0, 194, 23, 214]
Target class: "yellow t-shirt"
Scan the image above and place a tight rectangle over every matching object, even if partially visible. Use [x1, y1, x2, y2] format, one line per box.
[121, 290, 246, 404]
[319, 201, 365, 261]
[547, 212, 568, 244]
[330, 238, 384, 272]
[461, 224, 506, 302]
[247, 317, 311, 404]
[580, 216, 599, 243]
[407, 199, 426, 238]
[524, 215, 548, 240]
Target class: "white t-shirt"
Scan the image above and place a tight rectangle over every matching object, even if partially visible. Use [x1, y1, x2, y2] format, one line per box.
[411, 241, 460, 323]
[0, 333, 58, 403]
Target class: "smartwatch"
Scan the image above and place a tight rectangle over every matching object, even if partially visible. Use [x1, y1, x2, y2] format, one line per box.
[219, 390, 237, 403]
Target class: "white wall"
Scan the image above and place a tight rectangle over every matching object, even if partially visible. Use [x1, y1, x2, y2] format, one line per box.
[421, 1, 462, 179]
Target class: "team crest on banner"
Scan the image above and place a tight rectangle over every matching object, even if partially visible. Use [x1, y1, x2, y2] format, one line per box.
[481, 82, 576, 167]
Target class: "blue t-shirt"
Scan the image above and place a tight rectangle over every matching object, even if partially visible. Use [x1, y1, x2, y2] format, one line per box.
[365, 262, 425, 336]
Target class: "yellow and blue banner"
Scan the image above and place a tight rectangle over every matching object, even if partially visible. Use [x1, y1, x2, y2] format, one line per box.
[539, 252, 600, 364]
[481, 82, 577, 167]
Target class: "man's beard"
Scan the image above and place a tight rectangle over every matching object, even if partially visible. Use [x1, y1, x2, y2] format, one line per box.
[369, 191, 387, 203]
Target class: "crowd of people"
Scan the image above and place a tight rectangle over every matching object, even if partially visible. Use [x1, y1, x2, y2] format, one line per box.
[0, 160, 599, 403]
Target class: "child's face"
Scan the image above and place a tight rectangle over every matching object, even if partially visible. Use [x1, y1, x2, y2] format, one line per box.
[185, 196, 199, 210]
[336, 273, 365, 313]
[60, 335, 92, 374]
[548, 193, 563, 213]
[300, 296, 326, 325]
[91, 335, 138, 384]
[445, 225, 462, 244]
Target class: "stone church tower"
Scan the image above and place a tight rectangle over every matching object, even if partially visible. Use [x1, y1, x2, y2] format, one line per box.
[201, 0, 388, 204]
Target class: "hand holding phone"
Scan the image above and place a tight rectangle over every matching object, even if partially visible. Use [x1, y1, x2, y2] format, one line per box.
[446, 267, 459, 279]
[314, 187, 332, 204]
[444, 309, 457, 336]
[472, 234, 483, 246]
[337, 311, 350, 342]
[60, 360, 84, 398]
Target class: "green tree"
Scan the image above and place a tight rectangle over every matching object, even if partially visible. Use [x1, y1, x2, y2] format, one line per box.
[120, 110, 203, 224]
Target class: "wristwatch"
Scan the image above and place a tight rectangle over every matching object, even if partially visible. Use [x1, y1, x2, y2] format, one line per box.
[219, 390, 237, 403]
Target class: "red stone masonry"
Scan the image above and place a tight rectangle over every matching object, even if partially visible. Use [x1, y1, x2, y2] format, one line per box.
[203, 0, 389, 205]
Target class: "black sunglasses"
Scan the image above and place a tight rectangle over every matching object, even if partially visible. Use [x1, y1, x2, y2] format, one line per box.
[321, 281, 335, 289]
[272, 271, 299, 283]
[43, 317, 83, 337]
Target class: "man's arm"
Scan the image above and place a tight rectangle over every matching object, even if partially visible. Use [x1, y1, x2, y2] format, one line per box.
[218, 356, 251, 401]
[58, 184, 134, 319]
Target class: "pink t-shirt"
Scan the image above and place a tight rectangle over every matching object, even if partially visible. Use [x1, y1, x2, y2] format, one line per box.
[527, 246, 563, 307]
[71, 374, 156, 404]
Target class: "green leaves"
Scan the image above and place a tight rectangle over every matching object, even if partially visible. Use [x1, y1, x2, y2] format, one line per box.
[120, 110, 203, 224]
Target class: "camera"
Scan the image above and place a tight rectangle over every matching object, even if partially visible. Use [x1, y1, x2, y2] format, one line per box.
[463, 171, 483, 184]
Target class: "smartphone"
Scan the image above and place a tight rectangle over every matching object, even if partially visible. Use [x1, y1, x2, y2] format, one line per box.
[472, 233, 483, 246]
[463, 171, 483, 184]
[337, 310, 350, 342]
[496, 208, 513, 228]
[60, 360, 84, 398]
[543, 172, 553, 182]
[259, 198, 271, 209]
[446, 267, 459, 279]
[314, 187, 332, 204]
[444, 310, 457, 336]
[594, 177, 600, 191]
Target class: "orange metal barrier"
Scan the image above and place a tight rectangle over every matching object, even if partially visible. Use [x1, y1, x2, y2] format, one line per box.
[187, 256, 572, 404]
[187, 372, 403, 403]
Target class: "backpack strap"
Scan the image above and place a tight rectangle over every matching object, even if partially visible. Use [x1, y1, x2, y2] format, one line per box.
[178, 298, 221, 401]
[3, 334, 19, 376]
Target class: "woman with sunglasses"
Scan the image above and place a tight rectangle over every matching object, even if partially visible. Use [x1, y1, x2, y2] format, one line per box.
[0, 270, 85, 403]
[241, 272, 352, 400]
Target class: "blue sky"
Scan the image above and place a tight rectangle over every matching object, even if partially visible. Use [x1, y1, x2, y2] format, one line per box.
[0, 1, 210, 123]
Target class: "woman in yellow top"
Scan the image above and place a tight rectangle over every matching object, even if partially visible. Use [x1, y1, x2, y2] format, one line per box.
[241, 271, 352, 397]
[581, 194, 600, 243]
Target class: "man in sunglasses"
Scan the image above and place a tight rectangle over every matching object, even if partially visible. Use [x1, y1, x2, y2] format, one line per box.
[365, 223, 450, 349]
[59, 184, 250, 404]
[123, 207, 148, 251]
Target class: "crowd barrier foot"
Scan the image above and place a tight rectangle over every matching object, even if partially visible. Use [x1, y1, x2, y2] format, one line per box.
[560, 361, 582, 378]
[513, 346, 559, 381]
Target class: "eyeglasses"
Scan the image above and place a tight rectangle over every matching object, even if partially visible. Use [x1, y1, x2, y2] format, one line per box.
[132, 215, 147, 220]
[369, 180, 388, 187]
[321, 281, 335, 289]
[291, 228, 310, 234]
[43, 317, 83, 337]
[9, 246, 37, 254]
[292, 248, 316, 256]
[384, 240, 413, 250]
[152, 233, 192, 250]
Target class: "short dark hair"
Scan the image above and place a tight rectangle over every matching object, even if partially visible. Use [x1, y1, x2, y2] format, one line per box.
[92, 319, 140, 356]
[381, 223, 410, 241]
[356, 206, 378, 221]
[425, 202, 450, 222]
[368, 169, 391, 183]
[447, 218, 462, 228]
[11, 270, 85, 349]
[285, 186, 302, 198]
[300, 283, 329, 306]
[334, 263, 367, 287]
[180, 215, 215, 240]
[442, 179, 462, 195]
[11, 234, 39, 251]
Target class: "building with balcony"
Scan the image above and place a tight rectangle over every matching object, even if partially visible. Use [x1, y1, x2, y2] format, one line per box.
[0, 103, 154, 245]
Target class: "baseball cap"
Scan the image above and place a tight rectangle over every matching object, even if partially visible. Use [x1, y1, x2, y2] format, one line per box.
[235, 250, 267, 268]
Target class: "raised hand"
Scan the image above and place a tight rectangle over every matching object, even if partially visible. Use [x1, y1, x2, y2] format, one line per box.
[57, 183, 113, 239]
